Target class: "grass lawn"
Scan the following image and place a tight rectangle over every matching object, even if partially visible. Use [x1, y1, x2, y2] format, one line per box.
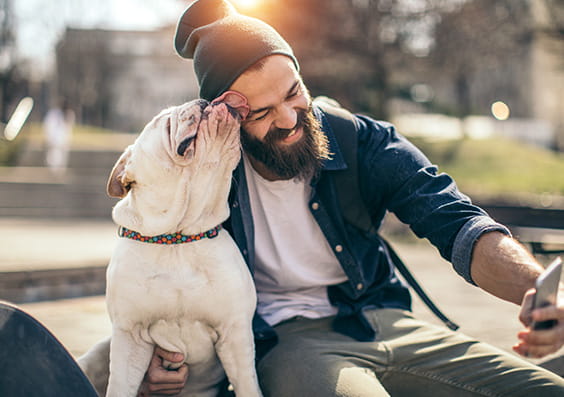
[4, 123, 136, 153]
[402, 136, 564, 202]
[3, 123, 564, 204]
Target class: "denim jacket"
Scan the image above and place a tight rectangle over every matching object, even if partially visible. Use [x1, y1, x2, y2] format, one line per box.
[224, 106, 510, 355]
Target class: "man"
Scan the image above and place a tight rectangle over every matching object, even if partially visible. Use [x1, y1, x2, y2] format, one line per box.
[80, 0, 564, 395]
[43, 98, 74, 175]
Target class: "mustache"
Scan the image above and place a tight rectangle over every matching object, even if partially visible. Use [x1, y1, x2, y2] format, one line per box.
[265, 112, 306, 142]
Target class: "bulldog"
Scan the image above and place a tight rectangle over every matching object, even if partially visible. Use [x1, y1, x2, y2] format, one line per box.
[104, 98, 261, 397]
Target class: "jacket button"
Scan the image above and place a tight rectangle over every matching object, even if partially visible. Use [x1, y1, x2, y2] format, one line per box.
[311, 202, 319, 210]
[242, 249, 248, 256]
[356, 283, 363, 290]
[335, 245, 343, 253]
[232, 201, 239, 208]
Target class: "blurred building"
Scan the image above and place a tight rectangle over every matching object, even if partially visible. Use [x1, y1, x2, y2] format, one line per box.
[51, 0, 563, 149]
[389, 0, 563, 150]
[54, 26, 198, 133]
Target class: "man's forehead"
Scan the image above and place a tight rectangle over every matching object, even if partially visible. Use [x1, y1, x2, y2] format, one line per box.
[230, 55, 300, 105]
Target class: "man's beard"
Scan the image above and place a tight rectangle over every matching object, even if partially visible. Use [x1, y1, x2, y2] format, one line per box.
[240, 107, 331, 180]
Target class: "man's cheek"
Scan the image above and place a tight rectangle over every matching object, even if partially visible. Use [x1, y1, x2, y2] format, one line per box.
[242, 124, 268, 142]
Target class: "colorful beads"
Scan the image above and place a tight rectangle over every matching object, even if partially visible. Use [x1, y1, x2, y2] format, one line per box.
[119, 225, 221, 244]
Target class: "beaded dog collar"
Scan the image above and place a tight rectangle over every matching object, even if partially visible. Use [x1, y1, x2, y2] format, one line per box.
[119, 225, 221, 244]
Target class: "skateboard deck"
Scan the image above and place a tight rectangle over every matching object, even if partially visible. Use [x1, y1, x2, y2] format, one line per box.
[0, 301, 98, 396]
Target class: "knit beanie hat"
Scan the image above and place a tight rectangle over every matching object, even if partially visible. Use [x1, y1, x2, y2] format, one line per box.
[174, 0, 299, 101]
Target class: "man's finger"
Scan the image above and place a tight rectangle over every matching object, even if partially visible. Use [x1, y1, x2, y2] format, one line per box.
[522, 343, 561, 359]
[145, 363, 189, 385]
[155, 346, 185, 364]
[531, 305, 561, 324]
[514, 324, 564, 358]
[518, 289, 536, 326]
[523, 324, 563, 343]
[145, 382, 186, 395]
[142, 364, 189, 395]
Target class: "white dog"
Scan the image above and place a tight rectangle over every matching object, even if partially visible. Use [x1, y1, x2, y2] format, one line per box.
[104, 99, 262, 397]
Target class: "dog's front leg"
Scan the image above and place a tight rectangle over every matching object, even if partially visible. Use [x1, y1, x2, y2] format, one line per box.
[106, 328, 153, 397]
[215, 322, 263, 397]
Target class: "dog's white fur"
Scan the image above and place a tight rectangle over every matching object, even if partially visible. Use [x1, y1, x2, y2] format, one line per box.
[104, 100, 261, 397]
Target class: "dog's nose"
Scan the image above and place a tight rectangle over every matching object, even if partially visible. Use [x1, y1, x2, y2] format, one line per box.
[197, 99, 209, 111]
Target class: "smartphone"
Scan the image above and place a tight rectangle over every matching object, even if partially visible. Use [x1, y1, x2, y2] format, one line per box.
[531, 257, 562, 330]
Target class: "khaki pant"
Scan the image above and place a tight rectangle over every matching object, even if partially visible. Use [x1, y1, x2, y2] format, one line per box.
[79, 309, 564, 396]
[258, 309, 564, 396]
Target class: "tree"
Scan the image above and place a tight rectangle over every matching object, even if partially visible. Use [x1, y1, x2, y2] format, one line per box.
[431, 0, 534, 117]
[55, 28, 114, 128]
[243, 0, 466, 118]
[0, 0, 28, 123]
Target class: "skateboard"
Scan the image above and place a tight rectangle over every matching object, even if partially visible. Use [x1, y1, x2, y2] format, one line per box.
[0, 301, 98, 396]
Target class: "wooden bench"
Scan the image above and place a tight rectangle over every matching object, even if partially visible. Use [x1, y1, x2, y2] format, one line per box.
[509, 226, 564, 255]
[478, 204, 564, 256]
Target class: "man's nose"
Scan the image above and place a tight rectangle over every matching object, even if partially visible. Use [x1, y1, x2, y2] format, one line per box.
[274, 104, 297, 130]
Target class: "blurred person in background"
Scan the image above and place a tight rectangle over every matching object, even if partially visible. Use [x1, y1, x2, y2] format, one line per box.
[43, 98, 74, 176]
[77, 0, 564, 396]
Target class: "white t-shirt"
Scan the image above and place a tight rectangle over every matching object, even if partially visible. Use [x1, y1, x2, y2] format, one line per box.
[243, 154, 348, 326]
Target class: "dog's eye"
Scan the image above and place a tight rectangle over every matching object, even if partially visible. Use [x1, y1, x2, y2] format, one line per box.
[187, 114, 196, 125]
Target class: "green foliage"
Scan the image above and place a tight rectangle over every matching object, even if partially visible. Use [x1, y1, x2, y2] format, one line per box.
[4, 122, 564, 201]
[410, 137, 564, 196]
[24, 122, 133, 150]
[0, 137, 24, 166]
[0, 122, 134, 166]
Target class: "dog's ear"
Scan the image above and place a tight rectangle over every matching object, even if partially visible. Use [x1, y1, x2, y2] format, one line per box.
[107, 146, 134, 198]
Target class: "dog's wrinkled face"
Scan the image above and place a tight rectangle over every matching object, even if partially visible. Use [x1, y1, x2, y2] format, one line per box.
[106, 99, 244, 235]
[169, 98, 209, 161]
[107, 99, 242, 199]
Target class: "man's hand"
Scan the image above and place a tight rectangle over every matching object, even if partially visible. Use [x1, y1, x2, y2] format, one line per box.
[513, 288, 564, 358]
[137, 347, 189, 396]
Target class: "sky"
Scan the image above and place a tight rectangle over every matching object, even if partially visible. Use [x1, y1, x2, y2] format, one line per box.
[12, 0, 187, 76]
[12, 0, 264, 78]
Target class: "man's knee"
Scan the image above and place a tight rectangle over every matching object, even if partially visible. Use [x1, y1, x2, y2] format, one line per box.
[77, 336, 111, 397]
[258, 350, 388, 397]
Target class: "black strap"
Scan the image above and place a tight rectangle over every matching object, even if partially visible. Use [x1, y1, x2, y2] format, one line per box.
[382, 240, 459, 330]
[318, 102, 375, 234]
[315, 98, 459, 331]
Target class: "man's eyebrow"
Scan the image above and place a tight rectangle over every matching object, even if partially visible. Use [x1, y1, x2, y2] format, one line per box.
[285, 81, 300, 98]
[247, 105, 270, 117]
[247, 80, 300, 117]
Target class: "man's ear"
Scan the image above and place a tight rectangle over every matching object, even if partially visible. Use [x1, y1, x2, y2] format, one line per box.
[107, 146, 134, 198]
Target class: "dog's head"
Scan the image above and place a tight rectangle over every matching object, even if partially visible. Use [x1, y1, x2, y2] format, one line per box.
[106, 99, 244, 235]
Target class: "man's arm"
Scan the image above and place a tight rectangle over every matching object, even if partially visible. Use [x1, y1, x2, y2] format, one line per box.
[470, 231, 564, 358]
[470, 231, 543, 304]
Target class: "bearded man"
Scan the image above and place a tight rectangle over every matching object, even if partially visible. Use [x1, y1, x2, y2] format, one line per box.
[78, 0, 564, 396]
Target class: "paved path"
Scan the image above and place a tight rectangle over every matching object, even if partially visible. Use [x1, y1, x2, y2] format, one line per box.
[0, 218, 116, 271]
[0, 217, 116, 357]
[1, 218, 561, 371]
